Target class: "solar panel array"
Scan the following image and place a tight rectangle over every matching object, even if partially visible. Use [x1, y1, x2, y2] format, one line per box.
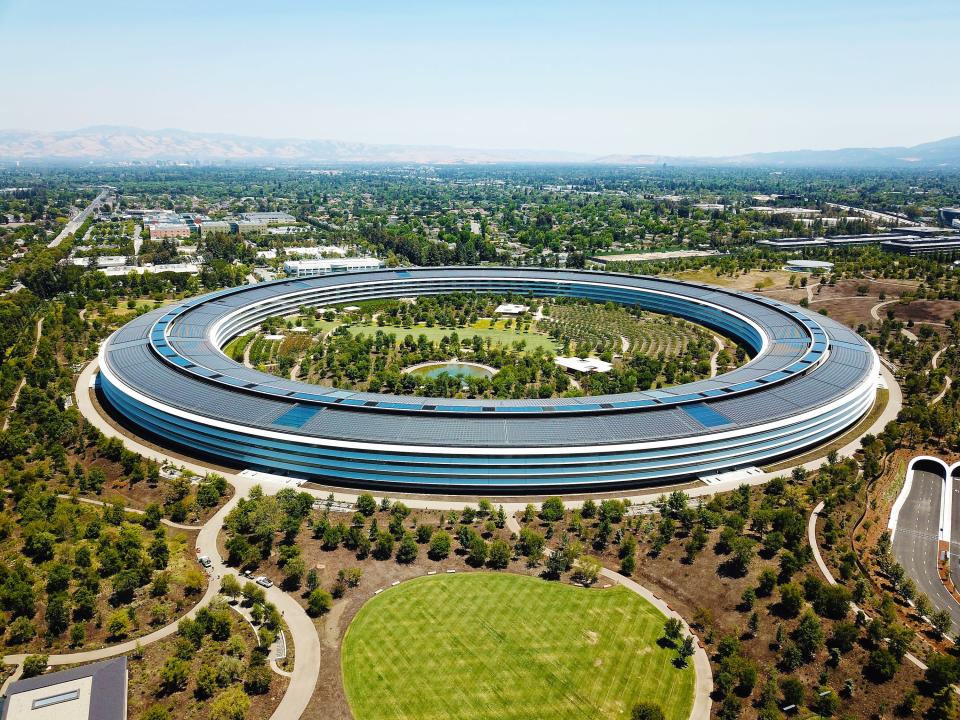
[102, 267, 876, 448]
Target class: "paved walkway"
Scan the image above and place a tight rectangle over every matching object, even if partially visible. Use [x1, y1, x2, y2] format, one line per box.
[809, 502, 931, 673]
[65, 355, 901, 719]
[599, 567, 712, 720]
[72, 361, 321, 719]
[2, 316, 43, 431]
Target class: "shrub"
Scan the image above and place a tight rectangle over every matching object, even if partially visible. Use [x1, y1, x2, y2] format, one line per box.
[396, 533, 419, 564]
[210, 686, 251, 720]
[160, 657, 190, 693]
[429, 530, 451, 559]
[540, 497, 565, 522]
[307, 588, 333, 617]
[7, 616, 36, 644]
[355, 493, 377, 516]
[21, 654, 48, 678]
[631, 702, 665, 720]
[487, 539, 511, 569]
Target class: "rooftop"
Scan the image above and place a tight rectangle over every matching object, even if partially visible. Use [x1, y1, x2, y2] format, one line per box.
[1, 657, 127, 720]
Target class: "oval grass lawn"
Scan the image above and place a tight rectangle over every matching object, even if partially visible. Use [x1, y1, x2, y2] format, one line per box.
[342, 572, 695, 720]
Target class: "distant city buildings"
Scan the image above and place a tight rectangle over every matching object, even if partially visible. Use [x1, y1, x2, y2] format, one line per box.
[282, 257, 384, 277]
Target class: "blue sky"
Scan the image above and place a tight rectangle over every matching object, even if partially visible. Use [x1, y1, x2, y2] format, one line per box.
[0, 0, 957, 156]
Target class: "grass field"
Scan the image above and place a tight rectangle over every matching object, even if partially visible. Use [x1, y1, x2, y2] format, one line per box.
[341, 573, 694, 720]
[346, 322, 559, 352]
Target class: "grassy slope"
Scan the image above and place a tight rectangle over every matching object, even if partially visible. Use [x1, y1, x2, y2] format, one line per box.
[342, 573, 694, 720]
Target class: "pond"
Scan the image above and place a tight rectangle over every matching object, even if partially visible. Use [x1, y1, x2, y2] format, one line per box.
[405, 361, 496, 381]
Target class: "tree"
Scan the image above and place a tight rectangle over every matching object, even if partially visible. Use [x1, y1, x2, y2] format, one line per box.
[355, 493, 377, 516]
[107, 611, 132, 640]
[221, 574, 242, 600]
[8, 616, 36, 644]
[794, 611, 824, 660]
[663, 617, 683, 644]
[678, 635, 695, 667]
[866, 648, 898, 682]
[517, 528, 545, 564]
[779, 583, 804, 618]
[194, 665, 217, 699]
[284, 556, 306, 589]
[244, 665, 272, 695]
[429, 530, 451, 559]
[44, 594, 70, 637]
[374, 531, 394, 560]
[931, 608, 953, 639]
[631, 702, 665, 720]
[210, 686, 251, 720]
[540, 497, 565, 522]
[307, 588, 333, 617]
[396, 533, 419, 564]
[488, 539, 510, 569]
[467, 536, 487, 566]
[21, 654, 47, 678]
[620, 533, 638, 575]
[160, 657, 190, 693]
[142, 706, 171, 720]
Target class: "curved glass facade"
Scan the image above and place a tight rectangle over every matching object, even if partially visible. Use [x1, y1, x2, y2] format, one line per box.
[98, 267, 879, 491]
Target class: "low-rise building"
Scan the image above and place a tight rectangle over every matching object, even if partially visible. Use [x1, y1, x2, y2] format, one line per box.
[786, 259, 834, 273]
[880, 236, 960, 258]
[283, 257, 384, 277]
[1, 657, 127, 720]
[554, 356, 613, 373]
[149, 223, 191, 240]
[199, 220, 231, 237]
[240, 211, 296, 224]
[70, 255, 129, 268]
[494, 303, 529, 315]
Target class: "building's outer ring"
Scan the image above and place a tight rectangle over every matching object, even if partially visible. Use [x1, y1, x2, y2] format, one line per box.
[97, 267, 879, 492]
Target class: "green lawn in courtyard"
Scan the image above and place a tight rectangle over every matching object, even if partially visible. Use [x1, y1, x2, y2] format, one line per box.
[342, 573, 695, 720]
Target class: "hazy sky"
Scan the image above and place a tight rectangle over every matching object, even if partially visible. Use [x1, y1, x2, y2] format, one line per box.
[1, 0, 957, 156]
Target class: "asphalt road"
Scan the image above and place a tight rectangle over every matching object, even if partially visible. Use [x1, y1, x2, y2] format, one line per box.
[892, 469, 960, 627]
[47, 188, 111, 248]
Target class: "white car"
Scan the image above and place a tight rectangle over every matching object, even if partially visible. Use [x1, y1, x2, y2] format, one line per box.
[198, 555, 212, 568]
[254, 576, 273, 588]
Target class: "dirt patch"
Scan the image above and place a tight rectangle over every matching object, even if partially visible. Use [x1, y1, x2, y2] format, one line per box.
[806, 297, 882, 329]
[890, 299, 960, 325]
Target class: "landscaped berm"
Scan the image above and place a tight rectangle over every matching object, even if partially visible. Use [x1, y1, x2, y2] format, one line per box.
[341, 573, 695, 720]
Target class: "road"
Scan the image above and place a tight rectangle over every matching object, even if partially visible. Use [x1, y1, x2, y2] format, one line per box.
[892, 468, 960, 627]
[47, 188, 112, 248]
[132, 223, 143, 257]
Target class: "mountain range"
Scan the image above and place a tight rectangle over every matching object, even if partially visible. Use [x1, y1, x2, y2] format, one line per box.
[1, 126, 959, 168]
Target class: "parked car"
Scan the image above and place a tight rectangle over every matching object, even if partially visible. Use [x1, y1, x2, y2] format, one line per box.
[254, 575, 273, 588]
[198, 555, 212, 568]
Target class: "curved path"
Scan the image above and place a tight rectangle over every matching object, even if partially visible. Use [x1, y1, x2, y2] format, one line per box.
[2, 361, 323, 720]
[931, 347, 953, 406]
[708, 334, 723, 378]
[598, 567, 712, 720]
[2, 316, 43, 431]
[66, 355, 901, 719]
[809, 501, 932, 674]
[870, 299, 899, 322]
